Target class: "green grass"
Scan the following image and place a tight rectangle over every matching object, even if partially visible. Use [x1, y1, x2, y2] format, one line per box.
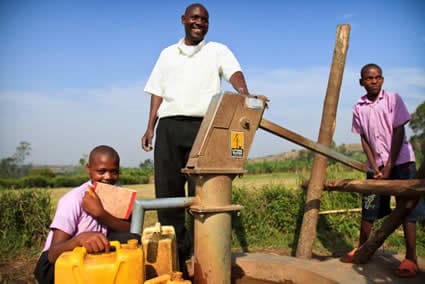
[1, 170, 424, 283]
[234, 172, 300, 189]
[5, 171, 425, 258]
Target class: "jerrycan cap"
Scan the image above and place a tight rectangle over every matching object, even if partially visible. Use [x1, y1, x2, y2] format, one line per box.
[127, 239, 138, 249]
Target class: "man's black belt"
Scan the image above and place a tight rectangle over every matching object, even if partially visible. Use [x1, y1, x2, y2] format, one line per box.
[162, 116, 203, 121]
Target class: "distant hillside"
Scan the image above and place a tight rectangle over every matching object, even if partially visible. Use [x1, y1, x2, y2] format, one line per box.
[247, 143, 362, 164]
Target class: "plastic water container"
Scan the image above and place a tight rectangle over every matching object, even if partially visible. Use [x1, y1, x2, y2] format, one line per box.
[55, 239, 144, 284]
[144, 272, 191, 284]
[142, 223, 178, 280]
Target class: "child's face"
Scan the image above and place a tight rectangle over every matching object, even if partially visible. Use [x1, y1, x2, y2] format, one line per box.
[86, 154, 120, 185]
[360, 66, 384, 97]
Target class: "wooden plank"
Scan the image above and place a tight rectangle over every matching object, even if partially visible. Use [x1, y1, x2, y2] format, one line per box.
[321, 178, 425, 196]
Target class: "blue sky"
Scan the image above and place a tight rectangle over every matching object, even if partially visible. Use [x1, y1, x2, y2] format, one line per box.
[1, 0, 424, 167]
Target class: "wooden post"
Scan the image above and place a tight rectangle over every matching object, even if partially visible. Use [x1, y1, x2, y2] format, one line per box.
[296, 24, 350, 258]
[352, 161, 425, 263]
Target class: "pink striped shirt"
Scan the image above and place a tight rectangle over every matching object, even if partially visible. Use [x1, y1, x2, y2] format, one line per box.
[352, 89, 415, 168]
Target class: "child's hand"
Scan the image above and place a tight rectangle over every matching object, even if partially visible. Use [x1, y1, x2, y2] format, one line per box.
[373, 171, 383, 179]
[381, 166, 392, 179]
[76, 232, 110, 253]
[82, 186, 105, 219]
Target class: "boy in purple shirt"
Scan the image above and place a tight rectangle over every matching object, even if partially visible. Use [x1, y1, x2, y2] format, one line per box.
[341, 63, 424, 278]
[34, 145, 137, 283]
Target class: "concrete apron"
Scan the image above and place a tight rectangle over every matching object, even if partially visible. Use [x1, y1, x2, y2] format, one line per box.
[232, 251, 425, 283]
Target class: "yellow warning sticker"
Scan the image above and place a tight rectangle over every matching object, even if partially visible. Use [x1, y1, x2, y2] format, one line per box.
[231, 131, 244, 158]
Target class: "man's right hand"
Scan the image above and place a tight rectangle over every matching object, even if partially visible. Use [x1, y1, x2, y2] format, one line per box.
[141, 129, 154, 152]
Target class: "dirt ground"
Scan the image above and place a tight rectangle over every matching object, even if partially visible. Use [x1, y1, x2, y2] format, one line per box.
[0, 248, 328, 284]
[0, 256, 38, 283]
[0, 248, 289, 283]
[2, 250, 424, 283]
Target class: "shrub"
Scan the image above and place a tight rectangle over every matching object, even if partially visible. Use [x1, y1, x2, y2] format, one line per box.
[0, 189, 51, 259]
[232, 185, 304, 248]
[119, 174, 143, 185]
[22, 175, 51, 188]
[231, 185, 362, 253]
[120, 168, 151, 185]
[30, 167, 56, 178]
[318, 191, 361, 247]
[52, 175, 87, 187]
[0, 177, 24, 189]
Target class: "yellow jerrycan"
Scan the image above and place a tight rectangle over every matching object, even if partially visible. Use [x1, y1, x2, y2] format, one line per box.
[144, 272, 191, 284]
[142, 223, 178, 280]
[55, 239, 144, 284]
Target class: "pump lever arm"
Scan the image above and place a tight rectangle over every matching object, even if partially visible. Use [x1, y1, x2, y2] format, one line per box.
[259, 118, 368, 173]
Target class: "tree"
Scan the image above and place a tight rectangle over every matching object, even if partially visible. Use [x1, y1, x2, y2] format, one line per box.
[79, 154, 88, 167]
[409, 101, 425, 163]
[139, 159, 154, 169]
[72, 154, 88, 175]
[0, 157, 17, 178]
[410, 101, 425, 133]
[12, 141, 31, 165]
[0, 141, 32, 178]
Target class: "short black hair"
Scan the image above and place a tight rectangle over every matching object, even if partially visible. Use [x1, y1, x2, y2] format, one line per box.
[360, 63, 383, 78]
[184, 3, 208, 17]
[88, 145, 120, 165]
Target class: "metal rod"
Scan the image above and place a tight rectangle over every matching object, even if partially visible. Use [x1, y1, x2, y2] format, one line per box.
[130, 197, 195, 234]
[259, 118, 367, 172]
[319, 208, 362, 215]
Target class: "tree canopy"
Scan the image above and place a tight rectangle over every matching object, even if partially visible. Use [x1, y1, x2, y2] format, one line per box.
[410, 101, 425, 162]
[0, 141, 32, 178]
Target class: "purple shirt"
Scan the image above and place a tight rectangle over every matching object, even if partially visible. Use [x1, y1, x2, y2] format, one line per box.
[352, 89, 415, 168]
[42, 181, 107, 252]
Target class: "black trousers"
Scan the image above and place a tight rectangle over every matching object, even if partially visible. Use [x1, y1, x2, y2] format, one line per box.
[154, 116, 202, 267]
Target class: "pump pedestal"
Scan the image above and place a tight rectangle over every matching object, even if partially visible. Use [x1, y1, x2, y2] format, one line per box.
[183, 92, 266, 283]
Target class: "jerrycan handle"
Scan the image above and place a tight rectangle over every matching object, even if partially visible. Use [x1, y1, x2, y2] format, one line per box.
[71, 241, 122, 284]
[74, 240, 121, 256]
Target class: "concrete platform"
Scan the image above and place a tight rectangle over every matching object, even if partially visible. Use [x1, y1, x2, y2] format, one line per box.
[233, 251, 425, 283]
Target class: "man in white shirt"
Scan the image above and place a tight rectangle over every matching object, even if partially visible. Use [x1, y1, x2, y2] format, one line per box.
[141, 3, 250, 272]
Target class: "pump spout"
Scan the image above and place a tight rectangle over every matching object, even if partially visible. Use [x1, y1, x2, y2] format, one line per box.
[130, 197, 195, 234]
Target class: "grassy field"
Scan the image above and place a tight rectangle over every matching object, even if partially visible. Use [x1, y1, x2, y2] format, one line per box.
[43, 172, 424, 260]
[1, 171, 424, 282]
[48, 173, 301, 203]
[46, 173, 302, 229]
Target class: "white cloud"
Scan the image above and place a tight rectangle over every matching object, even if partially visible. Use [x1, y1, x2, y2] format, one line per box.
[243, 66, 424, 158]
[1, 66, 424, 167]
[0, 82, 153, 167]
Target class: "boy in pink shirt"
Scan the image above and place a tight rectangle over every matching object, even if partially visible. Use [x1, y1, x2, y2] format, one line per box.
[341, 63, 424, 278]
[34, 145, 137, 283]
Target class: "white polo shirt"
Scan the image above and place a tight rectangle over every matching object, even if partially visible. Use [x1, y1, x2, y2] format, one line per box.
[144, 38, 242, 118]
